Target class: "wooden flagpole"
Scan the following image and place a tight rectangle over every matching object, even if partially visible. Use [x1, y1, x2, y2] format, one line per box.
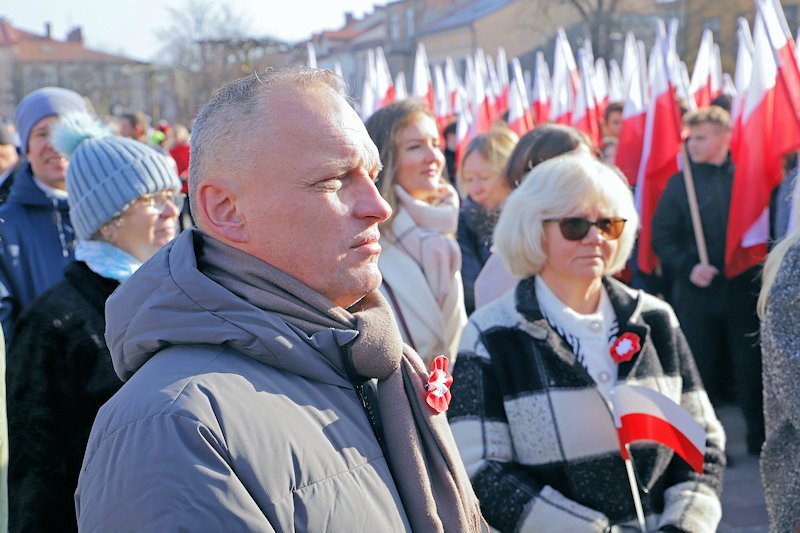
[681, 146, 710, 265]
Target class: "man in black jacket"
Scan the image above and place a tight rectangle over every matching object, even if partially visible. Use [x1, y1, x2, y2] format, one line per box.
[652, 106, 764, 455]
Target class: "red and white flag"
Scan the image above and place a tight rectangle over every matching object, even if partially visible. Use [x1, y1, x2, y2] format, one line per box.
[725, 0, 800, 277]
[306, 42, 317, 69]
[412, 43, 435, 112]
[730, 17, 754, 160]
[467, 54, 493, 136]
[532, 51, 552, 124]
[690, 29, 718, 108]
[611, 384, 706, 474]
[615, 41, 648, 186]
[635, 21, 684, 274]
[496, 47, 510, 113]
[508, 57, 534, 136]
[573, 47, 602, 147]
[594, 57, 610, 118]
[394, 72, 408, 101]
[432, 64, 450, 131]
[608, 59, 625, 103]
[375, 47, 395, 110]
[551, 28, 579, 124]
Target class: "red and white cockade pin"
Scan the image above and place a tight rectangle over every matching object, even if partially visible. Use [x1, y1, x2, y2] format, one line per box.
[425, 355, 453, 413]
[610, 332, 641, 364]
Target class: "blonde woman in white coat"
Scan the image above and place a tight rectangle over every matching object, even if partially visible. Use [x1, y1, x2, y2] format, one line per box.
[365, 100, 466, 366]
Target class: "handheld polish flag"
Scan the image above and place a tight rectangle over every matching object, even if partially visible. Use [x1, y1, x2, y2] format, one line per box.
[611, 384, 706, 474]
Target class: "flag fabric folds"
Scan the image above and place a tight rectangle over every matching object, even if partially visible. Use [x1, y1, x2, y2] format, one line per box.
[611, 384, 706, 474]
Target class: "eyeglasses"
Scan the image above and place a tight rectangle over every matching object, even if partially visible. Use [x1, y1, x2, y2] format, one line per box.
[545, 217, 627, 241]
[135, 190, 185, 213]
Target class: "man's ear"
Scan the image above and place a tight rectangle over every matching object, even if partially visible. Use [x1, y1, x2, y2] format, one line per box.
[195, 180, 248, 243]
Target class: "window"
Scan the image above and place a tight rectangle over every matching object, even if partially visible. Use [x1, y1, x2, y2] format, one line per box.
[406, 8, 415, 38]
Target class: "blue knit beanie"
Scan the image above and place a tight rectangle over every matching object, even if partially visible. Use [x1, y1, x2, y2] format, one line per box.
[14, 86, 86, 154]
[52, 112, 182, 240]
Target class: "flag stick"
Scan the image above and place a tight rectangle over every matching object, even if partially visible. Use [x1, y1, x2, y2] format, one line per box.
[623, 444, 647, 532]
[681, 146, 711, 265]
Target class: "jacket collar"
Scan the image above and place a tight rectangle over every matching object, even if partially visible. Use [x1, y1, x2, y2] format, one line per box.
[7, 162, 68, 208]
[514, 275, 651, 382]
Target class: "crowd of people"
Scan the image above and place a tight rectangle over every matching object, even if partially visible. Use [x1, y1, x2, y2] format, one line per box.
[0, 64, 795, 531]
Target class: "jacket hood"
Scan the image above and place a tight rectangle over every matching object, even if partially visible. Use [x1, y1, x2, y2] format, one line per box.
[8, 163, 68, 208]
[105, 229, 355, 388]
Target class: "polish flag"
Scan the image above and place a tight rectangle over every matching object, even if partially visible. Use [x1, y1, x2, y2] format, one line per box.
[594, 57, 610, 117]
[445, 57, 464, 117]
[551, 28, 579, 124]
[454, 106, 472, 177]
[532, 51, 552, 124]
[496, 47, 510, 113]
[608, 59, 625, 103]
[573, 48, 602, 148]
[432, 64, 450, 132]
[508, 57, 534, 137]
[467, 54, 493, 136]
[725, 0, 800, 278]
[620, 32, 640, 100]
[306, 42, 317, 69]
[611, 384, 706, 474]
[360, 49, 377, 120]
[412, 43, 435, 112]
[730, 17, 754, 162]
[615, 41, 648, 186]
[375, 47, 395, 110]
[394, 72, 408, 101]
[486, 54, 504, 122]
[635, 22, 683, 274]
[689, 29, 717, 108]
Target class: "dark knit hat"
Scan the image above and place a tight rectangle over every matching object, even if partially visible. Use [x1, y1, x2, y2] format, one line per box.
[14, 86, 86, 153]
[52, 112, 181, 240]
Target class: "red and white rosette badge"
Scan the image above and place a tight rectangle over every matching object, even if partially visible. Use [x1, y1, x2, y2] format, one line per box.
[610, 332, 641, 364]
[425, 355, 453, 413]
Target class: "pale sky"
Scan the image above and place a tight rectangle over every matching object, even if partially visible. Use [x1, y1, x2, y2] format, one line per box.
[3, 0, 379, 62]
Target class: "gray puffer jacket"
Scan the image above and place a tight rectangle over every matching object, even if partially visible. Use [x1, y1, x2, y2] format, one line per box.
[75, 229, 410, 531]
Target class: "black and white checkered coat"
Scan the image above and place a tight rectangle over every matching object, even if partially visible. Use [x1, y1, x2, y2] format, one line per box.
[448, 276, 725, 532]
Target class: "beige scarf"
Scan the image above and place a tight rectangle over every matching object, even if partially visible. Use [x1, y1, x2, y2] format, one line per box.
[199, 235, 485, 532]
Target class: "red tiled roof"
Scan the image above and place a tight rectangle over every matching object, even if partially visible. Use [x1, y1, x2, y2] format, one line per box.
[13, 40, 142, 63]
[0, 18, 142, 64]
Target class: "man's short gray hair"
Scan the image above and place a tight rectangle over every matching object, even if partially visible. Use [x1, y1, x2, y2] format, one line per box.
[188, 67, 349, 219]
[494, 153, 639, 278]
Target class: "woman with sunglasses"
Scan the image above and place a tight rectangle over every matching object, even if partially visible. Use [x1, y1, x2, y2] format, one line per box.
[448, 154, 725, 531]
[6, 112, 182, 531]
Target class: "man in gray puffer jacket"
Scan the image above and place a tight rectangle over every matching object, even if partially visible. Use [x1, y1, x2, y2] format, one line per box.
[75, 67, 485, 531]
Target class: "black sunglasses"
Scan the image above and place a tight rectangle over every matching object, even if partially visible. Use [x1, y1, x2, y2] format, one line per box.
[545, 217, 627, 241]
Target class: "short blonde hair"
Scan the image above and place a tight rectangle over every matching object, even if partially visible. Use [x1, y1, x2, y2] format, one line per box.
[494, 153, 639, 278]
[456, 125, 518, 196]
[684, 105, 730, 130]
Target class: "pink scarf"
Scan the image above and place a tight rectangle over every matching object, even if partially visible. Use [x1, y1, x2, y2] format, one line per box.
[392, 184, 461, 307]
